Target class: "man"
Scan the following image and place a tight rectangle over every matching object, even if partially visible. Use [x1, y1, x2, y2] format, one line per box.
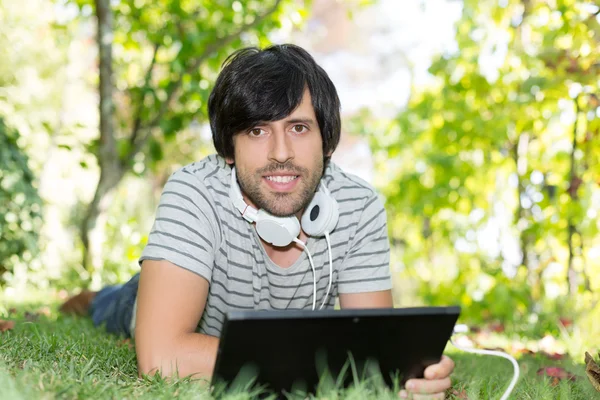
[61, 44, 454, 398]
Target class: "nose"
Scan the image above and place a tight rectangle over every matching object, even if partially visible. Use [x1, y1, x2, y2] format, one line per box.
[267, 129, 294, 164]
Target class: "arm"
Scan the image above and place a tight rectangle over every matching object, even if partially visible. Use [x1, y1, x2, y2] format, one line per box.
[135, 169, 222, 379]
[135, 259, 218, 379]
[337, 194, 453, 398]
[339, 290, 392, 309]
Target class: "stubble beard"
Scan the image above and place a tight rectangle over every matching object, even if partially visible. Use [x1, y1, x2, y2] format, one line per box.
[237, 159, 324, 217]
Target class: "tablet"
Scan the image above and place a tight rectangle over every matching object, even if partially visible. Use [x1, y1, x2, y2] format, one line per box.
[211, 306, 460, 395]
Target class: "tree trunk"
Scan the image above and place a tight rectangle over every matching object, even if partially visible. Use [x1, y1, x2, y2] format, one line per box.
[80, 0, 287, 278]
[566, 96, 581, 294]
[80, 0, 122, 275]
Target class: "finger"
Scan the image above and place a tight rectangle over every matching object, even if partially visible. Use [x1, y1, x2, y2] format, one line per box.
[409, 393, 445, 400]
[399, 391, 445, 400]
[406, 377, 452, 394]
[424, 355, 455, 379]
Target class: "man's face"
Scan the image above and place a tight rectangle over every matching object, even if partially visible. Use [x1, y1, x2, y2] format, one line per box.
[227, 89, 326, 217]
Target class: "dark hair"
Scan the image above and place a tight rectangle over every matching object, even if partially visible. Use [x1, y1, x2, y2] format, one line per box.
[208, 44, 341, 160]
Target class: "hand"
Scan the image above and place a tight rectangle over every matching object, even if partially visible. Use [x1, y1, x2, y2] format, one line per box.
[399, 355, 455, 399]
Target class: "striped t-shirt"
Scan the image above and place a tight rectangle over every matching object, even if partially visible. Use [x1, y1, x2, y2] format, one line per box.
[139, 154, 392, 337]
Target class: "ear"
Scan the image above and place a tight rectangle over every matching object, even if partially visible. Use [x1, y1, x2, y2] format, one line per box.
[225, 157, 234, 165]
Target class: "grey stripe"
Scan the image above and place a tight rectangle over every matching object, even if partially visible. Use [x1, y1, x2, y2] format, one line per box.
[204, 164, 220, 180]
[162, 191, 199, 211]
[158, 203, 199, 220]
[216, 203, 241, 221]
[348, 235, 388, 254]
[337, 196, 369, 203]
[268, 275, 333, 290]
[200, 319, 221, 333]
[339, 210, 355, 217]
[331, 185, 365, 194]
[208, 185, 229, 198]
[354, 205, 385, 237]
[349, 250, 387, 259]
[270, 291, 316, 302]
[145, 243, 211, 271]
[205, 304, 226, 318]
[222, 220, 251, 239]
[257, 298, 287, 310]
[150, 230, 209, 253]
[332, 221, 359, 234]
[170, 178, 219, 224]
[227, 259, 253, 271]
[212, 280, 253, 298]
[338, 170, 374, 192]
[190, 163, 209, 173]
[211, 292, 253, 309]
[213, 263, 252, 284]
[338, 276, 390, 285]
[358, 224, 386, 244]
[156, 217, 212, 248]
[202, 312, 222, 325]
[226, 240, 257, 258]
[343, 263, 388, 272]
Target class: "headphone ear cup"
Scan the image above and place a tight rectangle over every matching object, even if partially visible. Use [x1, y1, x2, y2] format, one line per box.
[301, 191, 339, 237]
[255, 210, 301, 247]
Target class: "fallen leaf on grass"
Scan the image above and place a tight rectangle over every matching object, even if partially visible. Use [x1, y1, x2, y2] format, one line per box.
[559, 317, 573, 328]
[585, 352, 600, 392]
[118, 338, 134, 349]
[542, 352, 566, 360]
[24, 307, 52, 322]
[24, 311, 39, 322]
[37, 306, 51, 317]
[536, 367, 577, 386]
[0, 319, 15, 332]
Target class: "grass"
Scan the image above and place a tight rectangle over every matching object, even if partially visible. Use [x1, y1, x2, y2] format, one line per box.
[1, 302, 598, 400]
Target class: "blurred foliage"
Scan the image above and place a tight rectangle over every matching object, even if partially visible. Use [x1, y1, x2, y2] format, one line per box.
[61, 0, 311, 275]
[0, 119, 43, 286]
[64, 0, 310, 170]
[358, 0, 600, 336]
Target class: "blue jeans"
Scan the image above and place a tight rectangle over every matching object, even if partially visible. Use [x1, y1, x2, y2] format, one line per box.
[89, 272, 140, 337]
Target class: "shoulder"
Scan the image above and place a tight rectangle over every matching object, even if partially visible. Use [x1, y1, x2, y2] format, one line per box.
[323, 161, 384, 211]
[161, 155, 232, 233]
[167, 154, 232, 199]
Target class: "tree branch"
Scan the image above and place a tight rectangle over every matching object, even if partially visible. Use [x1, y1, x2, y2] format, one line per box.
[127, 41, 160, 158]
[125, 0, 284, 161]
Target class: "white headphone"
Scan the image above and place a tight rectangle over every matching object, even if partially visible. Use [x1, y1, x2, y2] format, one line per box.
[229, 166, 339, 310]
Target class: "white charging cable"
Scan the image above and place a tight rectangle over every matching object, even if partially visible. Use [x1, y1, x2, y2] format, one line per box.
[450, 324, 520, 400]
[293, 234, 334, 311]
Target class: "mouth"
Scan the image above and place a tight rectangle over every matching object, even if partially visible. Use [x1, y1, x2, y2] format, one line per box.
[263, 174, 300, 191]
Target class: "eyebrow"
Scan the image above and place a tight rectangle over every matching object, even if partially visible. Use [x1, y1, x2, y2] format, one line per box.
[284, 117, 316, 126]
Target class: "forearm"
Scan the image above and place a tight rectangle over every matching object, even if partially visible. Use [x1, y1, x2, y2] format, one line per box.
[137, 332, 219, 380]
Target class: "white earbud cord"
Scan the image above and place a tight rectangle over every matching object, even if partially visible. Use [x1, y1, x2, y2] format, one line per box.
[450, 326, 519, 400]
[293, 238, 317, 311]
[319, 231, 333, 310]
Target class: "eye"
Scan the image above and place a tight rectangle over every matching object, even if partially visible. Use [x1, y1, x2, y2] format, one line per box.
[248, 128, 266, 137]
[291, 125, 308, 134]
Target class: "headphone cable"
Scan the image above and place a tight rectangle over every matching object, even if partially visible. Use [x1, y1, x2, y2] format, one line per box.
[293, 238, 317, 311]
[319, 232, 333, 310]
